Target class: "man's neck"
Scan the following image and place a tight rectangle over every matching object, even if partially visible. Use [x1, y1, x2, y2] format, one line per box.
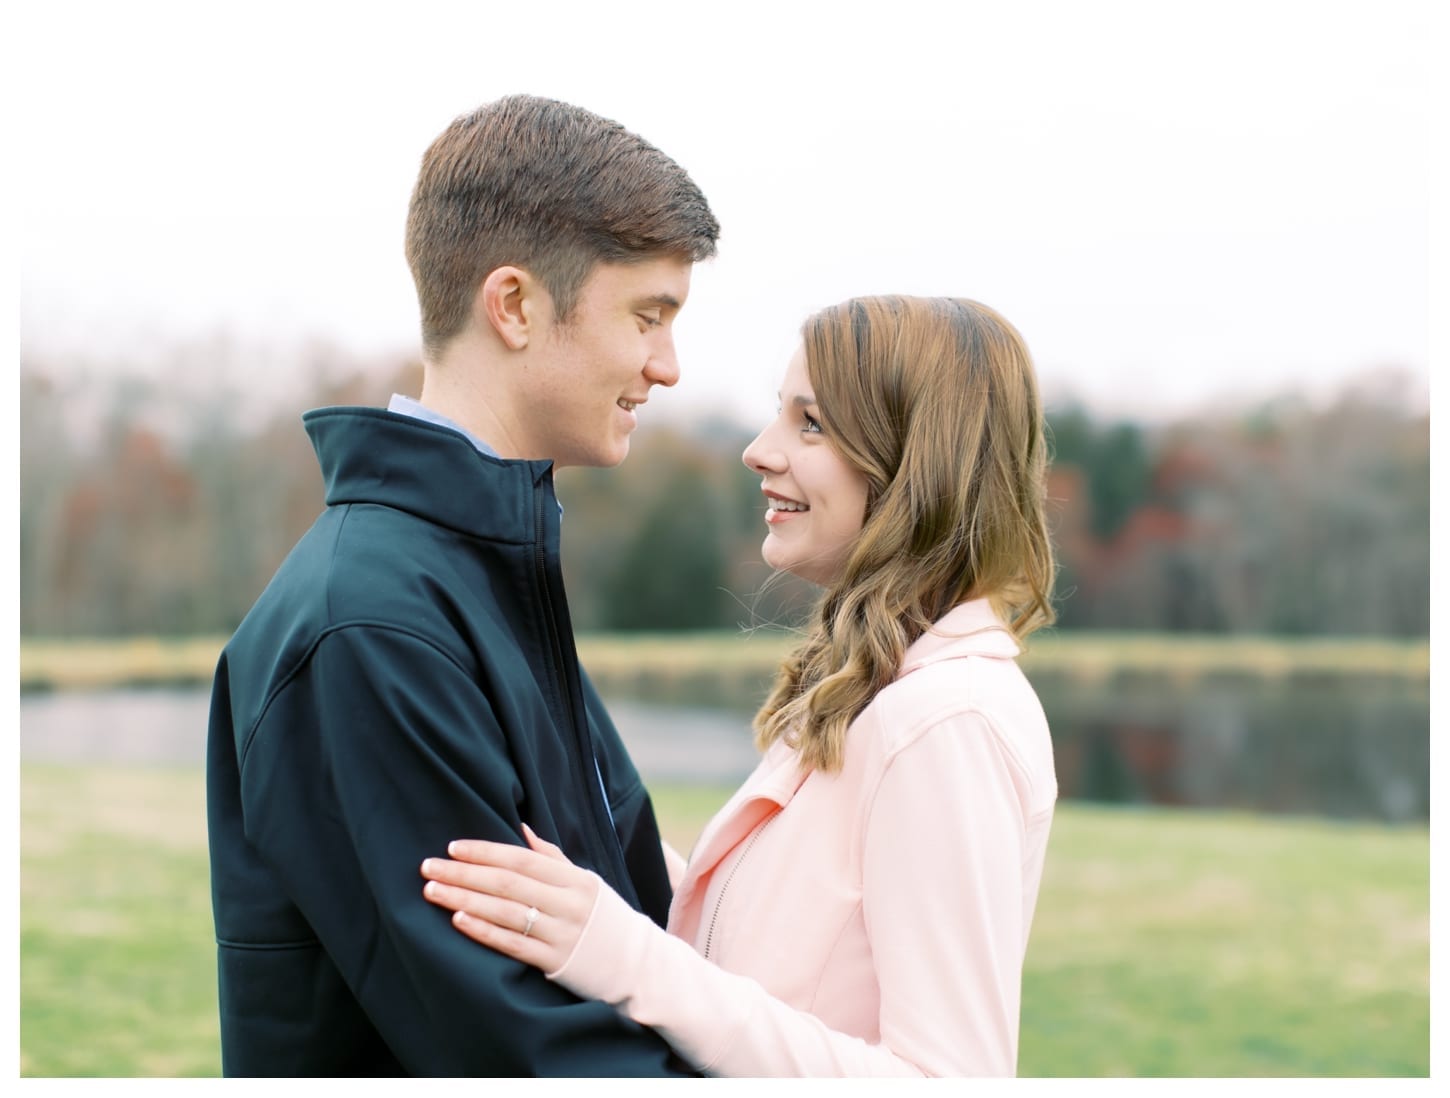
[417, 354, 522, 459]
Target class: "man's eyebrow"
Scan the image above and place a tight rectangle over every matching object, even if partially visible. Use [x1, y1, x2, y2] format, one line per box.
[636, 293, 682, 309]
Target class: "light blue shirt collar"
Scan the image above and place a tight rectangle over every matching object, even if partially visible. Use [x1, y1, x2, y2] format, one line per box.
[387, 393, 498, 458]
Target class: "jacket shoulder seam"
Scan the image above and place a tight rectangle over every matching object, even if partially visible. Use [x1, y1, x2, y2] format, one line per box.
[237, 620, 477, 772]
[875, 654, 1038, 764]
[857, 680, 1024, 843]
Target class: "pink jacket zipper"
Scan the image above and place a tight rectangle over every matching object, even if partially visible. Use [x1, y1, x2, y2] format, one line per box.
[703, 813, 779, 960]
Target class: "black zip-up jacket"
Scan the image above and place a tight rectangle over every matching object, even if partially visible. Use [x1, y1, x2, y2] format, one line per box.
[207, 408, 692, 1076]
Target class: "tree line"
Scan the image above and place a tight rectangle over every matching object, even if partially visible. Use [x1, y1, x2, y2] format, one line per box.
[18, 348, 1428, 638]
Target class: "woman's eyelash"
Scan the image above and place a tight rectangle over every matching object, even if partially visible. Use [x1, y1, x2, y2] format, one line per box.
[802, 412, 823, 433]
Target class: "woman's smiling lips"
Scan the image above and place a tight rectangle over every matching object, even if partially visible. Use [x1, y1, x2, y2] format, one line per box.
[763, 489, 809, 524]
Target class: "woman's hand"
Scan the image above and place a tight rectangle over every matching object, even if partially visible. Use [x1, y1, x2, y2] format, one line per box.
[420, 823, 600, 975]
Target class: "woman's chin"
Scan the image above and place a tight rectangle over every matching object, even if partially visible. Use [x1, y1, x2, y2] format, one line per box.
[760, 538, 793, 576]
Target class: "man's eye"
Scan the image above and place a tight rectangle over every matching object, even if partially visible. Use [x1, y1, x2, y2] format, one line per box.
[638, 313, 662, 328]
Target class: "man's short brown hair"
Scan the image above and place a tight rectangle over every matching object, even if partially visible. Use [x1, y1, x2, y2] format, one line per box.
[405, 95, 720, 358]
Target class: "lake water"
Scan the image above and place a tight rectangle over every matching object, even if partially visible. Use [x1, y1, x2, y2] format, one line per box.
[1031, 669, 1428, 823]
[19, 670, 1429, 822]
[18, 688, 761, 785]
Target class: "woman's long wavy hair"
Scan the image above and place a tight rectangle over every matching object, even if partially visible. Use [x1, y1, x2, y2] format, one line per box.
[753, 295, 1056, 772]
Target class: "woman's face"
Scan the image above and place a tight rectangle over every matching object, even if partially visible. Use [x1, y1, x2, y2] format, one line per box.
[742, 348, 869, 586]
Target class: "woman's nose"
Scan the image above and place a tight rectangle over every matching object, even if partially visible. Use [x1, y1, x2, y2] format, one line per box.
[742, 428, 784, 474]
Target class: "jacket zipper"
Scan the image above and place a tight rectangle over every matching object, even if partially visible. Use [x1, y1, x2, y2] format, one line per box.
[703, 812, 778, 960]
[534, 482, 620, 882]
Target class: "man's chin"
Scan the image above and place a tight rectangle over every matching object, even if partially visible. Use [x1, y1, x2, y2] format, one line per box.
[602, 437, 632, 467]
[552, 438, 631, 470]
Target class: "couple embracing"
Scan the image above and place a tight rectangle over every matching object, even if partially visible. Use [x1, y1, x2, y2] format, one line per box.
[207, 93, 1057, 1078]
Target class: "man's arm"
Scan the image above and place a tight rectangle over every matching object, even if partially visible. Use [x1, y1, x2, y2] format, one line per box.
[239, 623, 694, 1077]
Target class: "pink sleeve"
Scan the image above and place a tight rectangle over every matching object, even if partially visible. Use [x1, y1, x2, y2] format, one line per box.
[547, 878, 924, 1075]
[862, 710, 1032, 1075]
[547, 712, 1035, 1077]
[661, 839, 688, 893]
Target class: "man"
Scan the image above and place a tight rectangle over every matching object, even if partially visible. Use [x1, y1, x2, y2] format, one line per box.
[206, 95, 720, 1076]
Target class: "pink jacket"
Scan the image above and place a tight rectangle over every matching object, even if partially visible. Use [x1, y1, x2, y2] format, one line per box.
[550, 599, 1057, 1076]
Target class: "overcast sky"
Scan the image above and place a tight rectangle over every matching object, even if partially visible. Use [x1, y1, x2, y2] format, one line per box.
[17, 0, 1438, 427]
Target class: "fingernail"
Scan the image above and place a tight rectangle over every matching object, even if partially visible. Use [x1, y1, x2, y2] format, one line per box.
[423, 881, 437, 898]
[522, 823, 536, 838]
[421, 859, 434, 875]
[447, 841, 461, 857]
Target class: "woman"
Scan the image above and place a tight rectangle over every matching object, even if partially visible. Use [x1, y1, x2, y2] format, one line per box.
[421, 295, 1058, 1076]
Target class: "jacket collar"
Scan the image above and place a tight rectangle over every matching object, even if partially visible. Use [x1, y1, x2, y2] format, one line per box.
[667, 739, 807, 933]
[897, 598, 1020, 675]
[685, 740, 806, 867]
[304, 407, 556, 544]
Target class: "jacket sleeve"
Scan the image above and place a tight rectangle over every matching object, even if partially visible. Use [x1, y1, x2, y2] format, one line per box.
[238, 624, 694, 1077]
[545, 710, 1036, 1076]
[661, 841, 688, 892]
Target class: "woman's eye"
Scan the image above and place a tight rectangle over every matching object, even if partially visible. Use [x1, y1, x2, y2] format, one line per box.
[802, 413, 823, 434]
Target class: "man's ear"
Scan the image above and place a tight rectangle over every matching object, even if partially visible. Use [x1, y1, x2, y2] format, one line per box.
[476, 266, 549, 350]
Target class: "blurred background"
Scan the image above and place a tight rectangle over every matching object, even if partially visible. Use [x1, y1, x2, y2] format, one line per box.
[15, 0, 1435, 1079]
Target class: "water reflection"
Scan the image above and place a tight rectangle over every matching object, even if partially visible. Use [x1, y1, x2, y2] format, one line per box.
[588, 667, 1430, 823]
[1035, 670, 1428, 823]
[18, 668, 1428, 822]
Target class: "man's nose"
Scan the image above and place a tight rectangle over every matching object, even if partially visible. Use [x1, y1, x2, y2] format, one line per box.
[644, 337, 681, 388]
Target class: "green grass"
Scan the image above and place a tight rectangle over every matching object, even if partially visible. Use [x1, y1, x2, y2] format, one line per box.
[20, 765, 222, 1076]
[19, 766, 1428, 1077]
[1019, 805, 1429, 1076]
